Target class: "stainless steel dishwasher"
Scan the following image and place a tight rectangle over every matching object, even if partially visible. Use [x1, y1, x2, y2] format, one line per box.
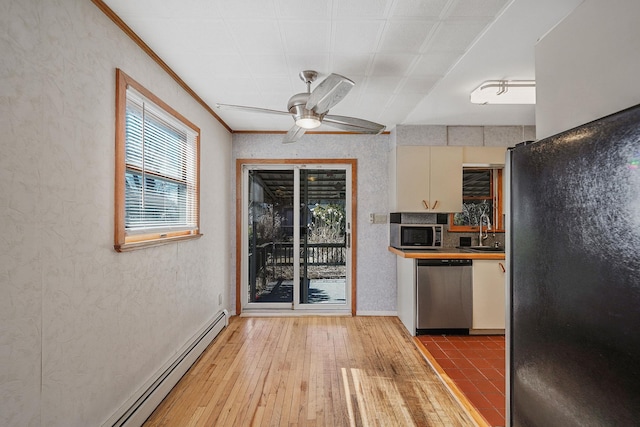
[416, 259, 472, 333]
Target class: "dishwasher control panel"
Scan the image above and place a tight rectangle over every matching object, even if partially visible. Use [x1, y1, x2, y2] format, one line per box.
[417, 259, 472, 267]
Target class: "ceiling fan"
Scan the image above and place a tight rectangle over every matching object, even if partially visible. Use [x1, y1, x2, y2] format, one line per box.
[216, 70, 386, 143]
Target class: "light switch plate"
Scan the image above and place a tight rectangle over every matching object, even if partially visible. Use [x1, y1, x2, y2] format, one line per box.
[372, 213, 387, 224]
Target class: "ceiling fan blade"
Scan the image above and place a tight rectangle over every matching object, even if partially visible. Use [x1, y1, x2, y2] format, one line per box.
[323, 115, 386, 134]
[306, 74, 355, 114]
[283, 125, 306, 144]
[215, 103, 291, 116]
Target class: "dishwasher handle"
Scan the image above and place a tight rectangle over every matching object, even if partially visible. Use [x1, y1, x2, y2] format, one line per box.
[417, 259, 472, 267]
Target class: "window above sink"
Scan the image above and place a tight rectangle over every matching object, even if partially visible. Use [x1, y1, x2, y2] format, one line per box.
[449, 167, 504, 233]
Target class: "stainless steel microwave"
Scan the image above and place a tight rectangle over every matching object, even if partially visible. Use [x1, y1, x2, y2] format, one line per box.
[390, 224, 442, 249]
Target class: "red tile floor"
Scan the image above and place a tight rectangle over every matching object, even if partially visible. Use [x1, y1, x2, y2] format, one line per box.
[416, 334, 506, 427]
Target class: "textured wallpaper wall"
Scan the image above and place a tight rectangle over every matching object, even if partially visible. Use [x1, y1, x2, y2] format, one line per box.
[0, 1, 231, 426]
[232, 133, 397, 314]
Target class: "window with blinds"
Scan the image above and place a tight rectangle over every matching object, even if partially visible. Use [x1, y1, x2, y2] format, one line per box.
[115, 69, 201, 251]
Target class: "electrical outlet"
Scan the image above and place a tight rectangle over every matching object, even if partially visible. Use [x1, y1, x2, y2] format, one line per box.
[369, 213, 375, 223]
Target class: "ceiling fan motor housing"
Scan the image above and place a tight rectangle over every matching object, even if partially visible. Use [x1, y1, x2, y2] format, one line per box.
[288, 92, 323, 127]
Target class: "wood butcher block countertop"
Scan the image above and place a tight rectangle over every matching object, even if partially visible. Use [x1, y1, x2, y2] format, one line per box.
[388, 246, 505, 260]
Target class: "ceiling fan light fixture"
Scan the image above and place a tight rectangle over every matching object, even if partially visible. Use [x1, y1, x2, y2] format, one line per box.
[296, 116, 322, 129]
[470, 80, 536, 105]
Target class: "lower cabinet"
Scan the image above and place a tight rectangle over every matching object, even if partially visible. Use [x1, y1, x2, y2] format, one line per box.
[396, 256, 506, 336]
[396, 256, 417, 336]
[471, 259, 506, 332]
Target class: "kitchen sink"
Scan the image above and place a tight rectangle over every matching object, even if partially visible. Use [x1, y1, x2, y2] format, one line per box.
[458, 246, 505, 252]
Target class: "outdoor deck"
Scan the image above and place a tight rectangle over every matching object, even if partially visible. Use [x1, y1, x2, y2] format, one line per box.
[254, 278, 347, 304]
[250, 241, 347, 304]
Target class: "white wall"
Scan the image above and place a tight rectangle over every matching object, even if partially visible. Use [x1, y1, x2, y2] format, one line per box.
[231, 133, 396, 314]
[0, 1, 232, 426]
[535, 0, 640, 139]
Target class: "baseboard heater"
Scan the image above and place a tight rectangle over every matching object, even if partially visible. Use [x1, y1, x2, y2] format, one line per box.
[105, 309, 229, 427]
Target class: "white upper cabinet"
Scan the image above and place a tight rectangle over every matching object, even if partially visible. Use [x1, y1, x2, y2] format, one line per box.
[463, 146, 507, 165]
[390, 146, 462, 213]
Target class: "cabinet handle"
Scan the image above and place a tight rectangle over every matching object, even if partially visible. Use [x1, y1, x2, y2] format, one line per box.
[431, 200, 438, 210]
[422, 200, 429, 210]
[499, 262, 505, 273]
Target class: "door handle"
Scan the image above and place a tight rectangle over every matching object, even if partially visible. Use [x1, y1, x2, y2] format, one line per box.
[431, 200, 438, 210]
[422, 200, 429, 210]
[499, 262, 505, 273]
[346, 233, 351, 248]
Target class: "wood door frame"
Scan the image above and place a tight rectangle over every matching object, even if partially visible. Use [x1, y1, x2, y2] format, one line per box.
[236, 158, 357, 316]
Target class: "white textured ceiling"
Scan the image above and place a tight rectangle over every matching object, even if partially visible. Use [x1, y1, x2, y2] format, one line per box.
[101, 0, 583, 132]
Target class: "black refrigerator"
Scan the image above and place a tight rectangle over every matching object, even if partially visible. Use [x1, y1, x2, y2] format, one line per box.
[507, 104, 640, 426]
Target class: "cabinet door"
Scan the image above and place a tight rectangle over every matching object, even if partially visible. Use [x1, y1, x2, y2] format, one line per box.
[395, 146, 430, 211]
[462, 146, 507, 165]
[396, 256, 417, 336]
[472, 260, 506, 330]
[429, 146, 462, 212]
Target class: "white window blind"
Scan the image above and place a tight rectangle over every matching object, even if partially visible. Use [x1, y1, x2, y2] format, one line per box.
[124, 87, 198, 234]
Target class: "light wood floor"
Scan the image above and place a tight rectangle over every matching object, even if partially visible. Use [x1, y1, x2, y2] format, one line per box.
[143, 316, 476, 426]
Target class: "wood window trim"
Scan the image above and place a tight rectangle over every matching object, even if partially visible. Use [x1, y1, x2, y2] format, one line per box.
[449, 168, 504, 233]
[114, 69, 202, 252]
[235, 158, 358, 316]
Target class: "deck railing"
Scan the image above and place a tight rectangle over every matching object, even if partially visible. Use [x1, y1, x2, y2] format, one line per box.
[250, 241, 346, 270]
[249, 241, 347, 299]
[269, 241, 346, 266]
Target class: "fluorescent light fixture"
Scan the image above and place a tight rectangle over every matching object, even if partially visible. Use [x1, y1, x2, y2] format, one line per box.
[296, 116, 322, 129]
[470, 80, 536, 105]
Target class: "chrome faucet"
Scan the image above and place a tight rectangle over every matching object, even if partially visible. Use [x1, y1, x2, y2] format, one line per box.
[479, 213, 492, 246]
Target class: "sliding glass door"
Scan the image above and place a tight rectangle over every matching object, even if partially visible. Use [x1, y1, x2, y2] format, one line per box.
[246, 168, 295, 307]
[242, 164, 351, 312]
